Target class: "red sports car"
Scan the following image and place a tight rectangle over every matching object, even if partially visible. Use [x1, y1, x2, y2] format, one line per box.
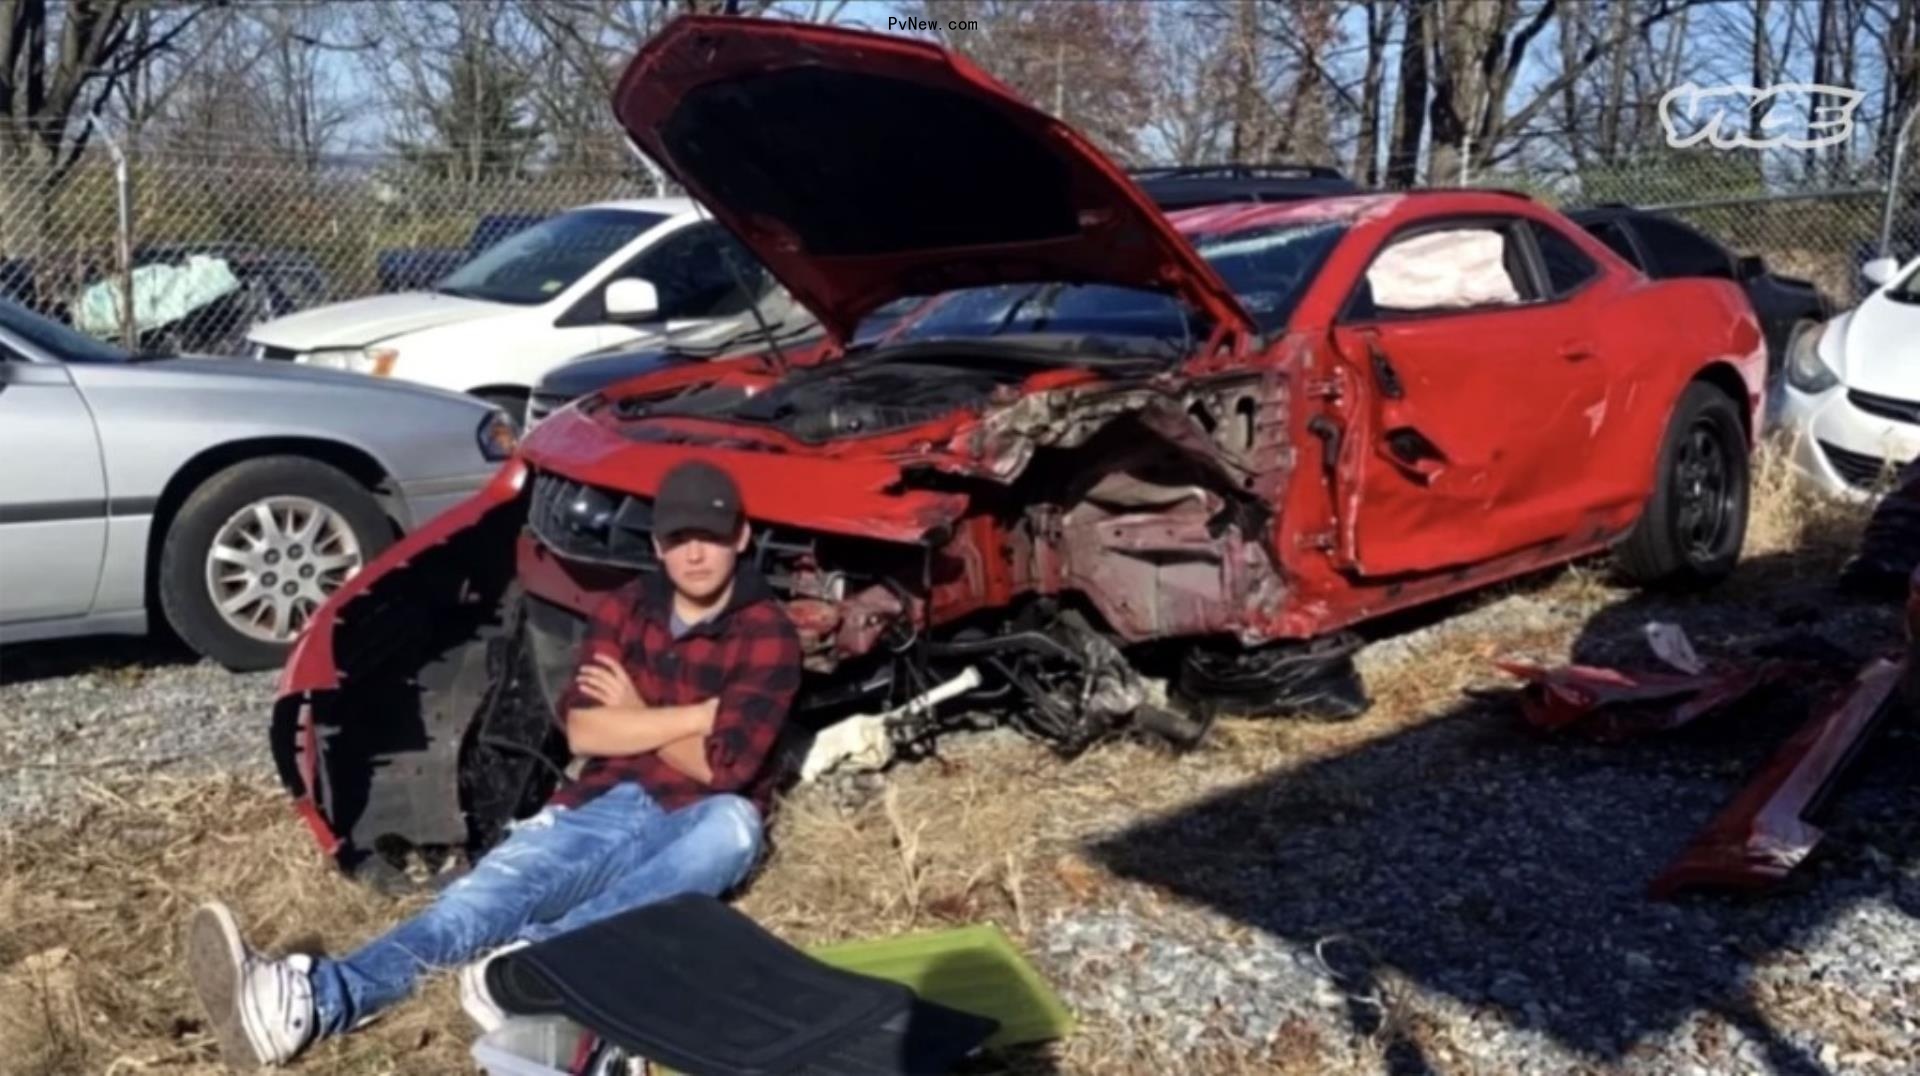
[272, 17, 1767, 876]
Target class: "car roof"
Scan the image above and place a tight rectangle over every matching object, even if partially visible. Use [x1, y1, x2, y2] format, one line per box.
[1169, 194, 1397, 235]
[1169, 189, 1544, 237]
[1130, 163, 1362, 211]
[580, 196, 700, 217]
[1564, 202, 1642, 222]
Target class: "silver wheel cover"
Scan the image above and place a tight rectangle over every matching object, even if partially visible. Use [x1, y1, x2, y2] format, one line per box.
[204, 496, 364, 643]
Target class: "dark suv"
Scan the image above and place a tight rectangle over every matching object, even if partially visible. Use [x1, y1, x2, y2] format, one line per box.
[1568, 205, 1831, 391]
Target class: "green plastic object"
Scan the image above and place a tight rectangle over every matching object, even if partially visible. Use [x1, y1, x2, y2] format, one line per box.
[806, 923, 1075, 1049]
[522, 924, 1074, 1076]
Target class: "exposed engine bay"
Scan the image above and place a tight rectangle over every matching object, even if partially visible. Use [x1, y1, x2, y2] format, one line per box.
[616, 357, 1032, 443]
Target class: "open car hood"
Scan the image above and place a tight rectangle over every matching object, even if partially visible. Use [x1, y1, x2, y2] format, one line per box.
[613, 16, 1254, 345]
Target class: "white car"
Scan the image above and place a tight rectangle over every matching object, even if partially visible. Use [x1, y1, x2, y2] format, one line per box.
[1780, 255, 1920, 497]
[245, 198, 770, 422]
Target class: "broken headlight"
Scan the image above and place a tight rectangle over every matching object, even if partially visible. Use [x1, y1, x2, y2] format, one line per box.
[478, 410, 519, 461]
[1785, 321, 1838, 395]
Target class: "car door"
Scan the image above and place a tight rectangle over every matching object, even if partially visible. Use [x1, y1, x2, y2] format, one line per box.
[1323, 215, 1612, 576]
[0, 343, 109, 624]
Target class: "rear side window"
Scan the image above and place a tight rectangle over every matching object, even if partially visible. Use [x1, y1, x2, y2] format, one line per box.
[1527, 221, 1599, 297]
[1635, 217, 1734, 280]
[1582, 220, 1642, 267]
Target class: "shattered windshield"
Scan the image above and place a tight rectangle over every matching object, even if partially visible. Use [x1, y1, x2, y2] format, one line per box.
[436, 208, 665, 305]
[897, 220, 1348, 345]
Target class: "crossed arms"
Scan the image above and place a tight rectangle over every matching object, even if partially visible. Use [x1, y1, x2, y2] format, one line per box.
[567, 654, 722, 784]
[558, 592, 802, 794]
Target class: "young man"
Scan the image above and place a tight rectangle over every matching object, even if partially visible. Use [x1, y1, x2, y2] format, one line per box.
[186, 459, 802, 1068]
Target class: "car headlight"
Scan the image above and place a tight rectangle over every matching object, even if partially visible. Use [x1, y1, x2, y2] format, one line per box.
[304, 346, 399, 376]
[478, 410, 519, 461]
[1785, 321, 1838, 394]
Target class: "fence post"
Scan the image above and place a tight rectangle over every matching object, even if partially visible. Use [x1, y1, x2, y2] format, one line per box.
[623, 133, 671, 196]
[1879, 103, 1920, 258]
[91, 117, 137, 352]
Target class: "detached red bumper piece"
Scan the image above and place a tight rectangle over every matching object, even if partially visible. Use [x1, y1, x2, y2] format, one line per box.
[1497, 660, 1773, 740]
[1650, 657, 1906, 898]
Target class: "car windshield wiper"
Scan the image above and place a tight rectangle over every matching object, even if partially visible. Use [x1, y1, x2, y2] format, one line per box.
[673, 319, 821, 358]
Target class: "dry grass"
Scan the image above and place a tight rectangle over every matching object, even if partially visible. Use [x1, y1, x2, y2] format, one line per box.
[0, 458, 1878, 1074]
[1747, 432, 1871, 567]
[0, 776, 463, 1073]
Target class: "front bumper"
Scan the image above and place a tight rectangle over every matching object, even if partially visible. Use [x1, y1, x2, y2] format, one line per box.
[1777, 382, 1920, 499]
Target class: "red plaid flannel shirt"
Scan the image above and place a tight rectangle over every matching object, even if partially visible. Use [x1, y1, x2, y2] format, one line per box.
[550, 563, 801, 815]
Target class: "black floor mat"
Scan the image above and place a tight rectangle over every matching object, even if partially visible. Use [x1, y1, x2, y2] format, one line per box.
[491, 895, 998, 1075]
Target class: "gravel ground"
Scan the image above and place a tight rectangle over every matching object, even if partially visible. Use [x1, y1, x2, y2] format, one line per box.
[3, 570, 1918, 1074]
[1046, 576, 1920, 1074]
[0, 637, 277, 826]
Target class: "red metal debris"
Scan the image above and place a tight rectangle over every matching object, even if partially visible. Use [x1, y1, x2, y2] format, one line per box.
[1497, 660, 1773, 740]
[1650, 657, 1906, 898]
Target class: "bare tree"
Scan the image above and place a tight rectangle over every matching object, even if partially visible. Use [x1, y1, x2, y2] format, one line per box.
[910, 0, 1155, 161]
[0, 0, 224, 268]
[1387, 0, 1429, 186]
[514, 0, 862, 174]
[1139, 3, 1236, 164]
[1355, 0, 1396, 183]
[352, 1, 545, 185]
[130, 3, 367, 168]
[0, 1, 216, 174]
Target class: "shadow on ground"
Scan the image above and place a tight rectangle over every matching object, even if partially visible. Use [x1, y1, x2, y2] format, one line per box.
[0, 632, 200, 686]
[1090, 552, 1919, 1074]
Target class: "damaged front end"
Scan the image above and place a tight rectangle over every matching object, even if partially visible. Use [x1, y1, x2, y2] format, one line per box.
[274, 360, 1347, 877]
[518, 369, 1309, 755]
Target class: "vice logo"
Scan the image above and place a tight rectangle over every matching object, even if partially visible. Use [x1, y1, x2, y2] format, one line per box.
[1659, 82, 1864, 150]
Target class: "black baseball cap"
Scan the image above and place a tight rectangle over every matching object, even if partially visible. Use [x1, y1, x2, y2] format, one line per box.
[653, 460, 744, 538]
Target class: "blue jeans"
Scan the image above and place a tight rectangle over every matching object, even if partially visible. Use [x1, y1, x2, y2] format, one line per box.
[309, 783, 763, 1036]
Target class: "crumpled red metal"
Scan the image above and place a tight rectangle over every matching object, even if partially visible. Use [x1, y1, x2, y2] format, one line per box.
[1496, 660, 1774, 741]
[1649, 657, 1906, 898]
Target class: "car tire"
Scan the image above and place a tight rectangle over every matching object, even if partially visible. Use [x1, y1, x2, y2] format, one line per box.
[1616, 382, 1750, 589]
[158, 456, 393, 671]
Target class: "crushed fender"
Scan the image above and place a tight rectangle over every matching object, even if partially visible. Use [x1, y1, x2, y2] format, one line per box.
[1650, 657, 1906, 898]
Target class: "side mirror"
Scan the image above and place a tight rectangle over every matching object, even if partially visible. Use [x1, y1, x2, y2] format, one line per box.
[1735, 254, 1766, 280]
[604, 278, 660, 323]
[1862, 256, 1900, 288]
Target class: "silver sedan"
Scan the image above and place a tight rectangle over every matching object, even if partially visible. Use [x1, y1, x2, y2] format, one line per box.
[0, 298, 513, 670]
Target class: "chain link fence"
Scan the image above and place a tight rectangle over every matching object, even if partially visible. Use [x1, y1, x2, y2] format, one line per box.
[0, 140, 1910, 357]
[0, 149, 656, 356]
[1467, 149, 1909, 307]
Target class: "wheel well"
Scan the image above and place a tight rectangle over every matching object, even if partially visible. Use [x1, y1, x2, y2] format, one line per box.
[1691, 362, 1753, 440]
[469, 384, 529, 402]
[144, 438, 399, 612]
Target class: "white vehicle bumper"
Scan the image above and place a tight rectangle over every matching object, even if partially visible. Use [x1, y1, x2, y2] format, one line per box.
[1777, 381, 1920, 500]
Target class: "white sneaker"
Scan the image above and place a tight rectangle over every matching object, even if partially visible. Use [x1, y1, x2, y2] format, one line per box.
[186, 902, 318, 1068]
[458, 940, 530, 1033]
